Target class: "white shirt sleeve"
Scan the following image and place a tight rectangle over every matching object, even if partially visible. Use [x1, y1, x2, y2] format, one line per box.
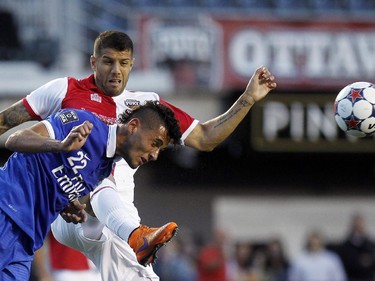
[25, 77, 68, 119]
[40, 120, 55, 139]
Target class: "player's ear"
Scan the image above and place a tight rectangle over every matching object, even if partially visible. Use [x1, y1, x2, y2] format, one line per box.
[129, 57, 135, 70]
[90, 55, 96, 71]
[127, 118, 140, 135]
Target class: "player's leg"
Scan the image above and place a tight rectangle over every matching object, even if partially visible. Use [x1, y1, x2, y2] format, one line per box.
[51, 214, 160, 281]
[111, 160, 179, 265]
[91, 178, 179, 266]
[100, 233, 160, 281]
[0, 209, 33, 281]
[51, 214, 107, 267]
[52, 178, 175, 279]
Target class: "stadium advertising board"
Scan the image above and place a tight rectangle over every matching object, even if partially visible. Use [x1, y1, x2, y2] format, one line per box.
[138, 16, 375, 91]
[137, 16, 222, 90]
[251, 93, 375, 152]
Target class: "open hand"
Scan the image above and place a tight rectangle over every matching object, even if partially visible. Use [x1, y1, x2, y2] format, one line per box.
[245, 66, 277, 102]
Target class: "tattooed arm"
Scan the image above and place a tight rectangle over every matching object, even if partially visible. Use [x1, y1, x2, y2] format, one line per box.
[0, 100, 35, 135]
[184, 66, 277, 151]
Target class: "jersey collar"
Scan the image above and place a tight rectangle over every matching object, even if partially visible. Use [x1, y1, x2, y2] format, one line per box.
[106, 124, 117, 158]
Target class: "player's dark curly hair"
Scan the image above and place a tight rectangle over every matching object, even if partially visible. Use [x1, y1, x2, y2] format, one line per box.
[93, 30, 134, 56]
[118, 100, 182, 146]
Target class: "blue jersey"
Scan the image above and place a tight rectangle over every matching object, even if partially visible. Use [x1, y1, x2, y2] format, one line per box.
[0, 109, 116, 251]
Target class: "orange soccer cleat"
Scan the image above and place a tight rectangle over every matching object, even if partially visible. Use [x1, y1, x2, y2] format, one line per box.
[128, 222, 178, 266]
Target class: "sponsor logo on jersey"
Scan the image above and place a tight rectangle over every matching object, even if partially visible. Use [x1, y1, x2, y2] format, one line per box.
[91, 93, 102, 103]
[92, 112, 117, 125]
[124, 99, 140, 107]
[58, 110, 79, 124]
[51, 151, 91, 201]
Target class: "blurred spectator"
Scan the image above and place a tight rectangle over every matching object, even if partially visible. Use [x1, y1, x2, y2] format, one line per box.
[251, 247, 268, 281]
[155, 228, 198, 281]
[197, 229, 230, 281]
[288, 229, 347, 281]
[337, 212, 375, 281]
[264, 238, 289, 281]
[228, 242, 257, 281]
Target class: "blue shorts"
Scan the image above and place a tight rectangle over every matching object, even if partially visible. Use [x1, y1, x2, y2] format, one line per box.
[0, 208, 34, 281]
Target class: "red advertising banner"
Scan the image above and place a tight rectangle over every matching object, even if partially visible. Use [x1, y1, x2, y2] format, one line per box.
[138, 15, 375, 91]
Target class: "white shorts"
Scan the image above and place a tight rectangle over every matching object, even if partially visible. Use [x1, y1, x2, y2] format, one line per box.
[51, 215, 159, 281]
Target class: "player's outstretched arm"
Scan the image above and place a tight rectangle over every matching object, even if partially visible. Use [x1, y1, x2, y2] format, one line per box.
[5, 120, 93, 153]
[0, 100, 35, 135]
[184, 66, 276, 151]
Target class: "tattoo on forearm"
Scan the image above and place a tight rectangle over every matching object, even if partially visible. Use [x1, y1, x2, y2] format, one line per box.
[0, 105, 32, 131]
[43, 141, 57, 152]
[240, 100, 251, 107]
[214, 99, 251, 128]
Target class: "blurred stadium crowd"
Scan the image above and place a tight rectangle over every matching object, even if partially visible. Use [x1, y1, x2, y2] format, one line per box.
[29, 212, 375, 281]
[143, 212, 375, 281]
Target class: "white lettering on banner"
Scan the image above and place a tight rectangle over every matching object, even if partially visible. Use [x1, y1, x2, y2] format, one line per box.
[357, 34, 375, 74]
[263, 101, 338, 142]
[144, 21, 221, 87]
[229, 30, 375, 79]
[307, 103, 337, 141]
[229, 30, 267, 74]
[290, 103, 304, 141]
[150, 26, 213, 63]
[263, 101, 289, 141]
[270, 32, 302, 76]
[252, 95, 375, 152]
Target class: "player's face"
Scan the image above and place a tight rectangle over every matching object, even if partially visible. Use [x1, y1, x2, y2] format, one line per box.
[91, 48, 134, 97]
[120, 125, 170, 169]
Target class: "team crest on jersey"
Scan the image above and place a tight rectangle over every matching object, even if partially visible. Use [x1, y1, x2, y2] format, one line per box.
[58, 110, 79, 124]
[124, 99, 140, 107]
[90, 93, 102, 103]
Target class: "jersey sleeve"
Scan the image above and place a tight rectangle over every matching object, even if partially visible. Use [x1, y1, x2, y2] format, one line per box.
[23, 77, 68, 120]
[159, 98, 199, 143]
[43, 109, 94, 141]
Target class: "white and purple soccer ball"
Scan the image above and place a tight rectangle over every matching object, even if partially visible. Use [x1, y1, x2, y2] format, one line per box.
[334, 81, 375, 138]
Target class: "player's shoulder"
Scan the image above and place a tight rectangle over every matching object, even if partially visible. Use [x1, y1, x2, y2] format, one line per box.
[67, 75, 91, 89]
[39, 77, 68, 88]
[54, 108, 97, 124]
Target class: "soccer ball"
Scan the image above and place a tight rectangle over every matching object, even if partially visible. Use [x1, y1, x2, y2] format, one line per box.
[334, 81, 375, 138]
